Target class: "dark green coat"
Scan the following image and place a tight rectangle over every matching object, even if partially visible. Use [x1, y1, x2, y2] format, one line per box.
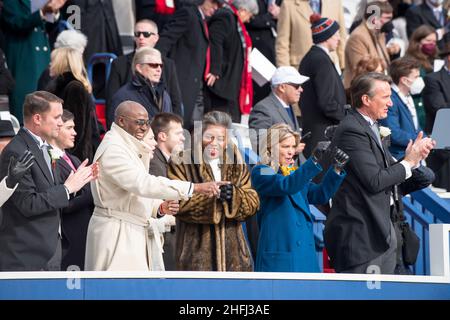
[1, 0, 51, 122]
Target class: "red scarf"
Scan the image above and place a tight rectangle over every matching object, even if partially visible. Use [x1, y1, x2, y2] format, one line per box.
[154, 0, 175, 15]
[228, 4, 253, 115]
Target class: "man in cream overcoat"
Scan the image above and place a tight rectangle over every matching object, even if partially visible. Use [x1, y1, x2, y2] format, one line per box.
[85, 101, 227, 271]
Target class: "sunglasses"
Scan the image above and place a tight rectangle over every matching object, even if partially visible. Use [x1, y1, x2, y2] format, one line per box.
[286, 83, 302, 89]
[134, 31, 156, 38]
[145, 62, 164, 69]
[122, 116, 151, 127]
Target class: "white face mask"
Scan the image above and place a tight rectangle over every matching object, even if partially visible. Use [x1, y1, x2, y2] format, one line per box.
[405, 77, 425, 95]
[428, 0, 443, 6]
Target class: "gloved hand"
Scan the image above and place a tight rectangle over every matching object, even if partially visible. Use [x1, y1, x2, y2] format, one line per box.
[324, 125, 338, 140]
[311, 141, 331, 163]
[219, 184, 233, 203]
[6, 150, 35, 188]
[333, 147, 350, 171]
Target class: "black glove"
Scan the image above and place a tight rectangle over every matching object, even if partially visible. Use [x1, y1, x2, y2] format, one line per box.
[311, 141, 331, 163]
[219, 184, 233, 203]
[324, 125, 338, 141]
[5, 150, 35, 188]
[332, 147, 349, 171]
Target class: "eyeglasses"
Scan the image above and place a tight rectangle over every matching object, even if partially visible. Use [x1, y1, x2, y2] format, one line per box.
[145, 62, 164, 69]
[134, 31, 156, 38]
[121, 115, 151, 127]
[286, 83, 301, 90]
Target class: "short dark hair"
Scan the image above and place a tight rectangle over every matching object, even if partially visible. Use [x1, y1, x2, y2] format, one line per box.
[202, 111, 232, 133]
[350, 72, 392, 109]
[62, 109, 75, 123]
[150, 112, 183, 139]
[23, 91, 63, 121]
[364, 1, 393, 20]
[389, 56, 421, 84]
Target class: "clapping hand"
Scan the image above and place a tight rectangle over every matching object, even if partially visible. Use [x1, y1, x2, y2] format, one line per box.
[332, 147, 349, 173]
[6, 150, 35, 188]
[311, 141, 331, 163]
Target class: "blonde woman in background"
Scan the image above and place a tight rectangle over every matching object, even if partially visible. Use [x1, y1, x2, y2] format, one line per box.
[46, 47, 100, 161]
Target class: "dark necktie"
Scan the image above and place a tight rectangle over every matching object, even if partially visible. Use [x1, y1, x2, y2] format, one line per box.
[286, 105, 296, 129]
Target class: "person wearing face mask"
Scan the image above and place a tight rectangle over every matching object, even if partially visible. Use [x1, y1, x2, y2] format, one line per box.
[405, 25, 439, 128]
[405, 0, 448, 39]
[380, 57, 425, 159]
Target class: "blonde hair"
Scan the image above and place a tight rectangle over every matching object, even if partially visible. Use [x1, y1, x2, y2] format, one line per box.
[259, 123, 300, 171]
[132, 47, 162, 75]
[49, 47, 92, 93]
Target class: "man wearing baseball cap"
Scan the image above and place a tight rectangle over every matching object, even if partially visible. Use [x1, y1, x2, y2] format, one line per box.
[249, 66, 309, 132]
[299, 14, 347, 158]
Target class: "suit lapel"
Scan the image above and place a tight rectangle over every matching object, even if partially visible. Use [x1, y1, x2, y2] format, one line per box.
[351, 110, 389, 166]
[270, 93, 298, 130]
[19, 129, 54, 184]
[392, 90, 416, 130]
[155, 147, 168, 165]
[289, 193, 313, 221]
[421, 3, 442, 27]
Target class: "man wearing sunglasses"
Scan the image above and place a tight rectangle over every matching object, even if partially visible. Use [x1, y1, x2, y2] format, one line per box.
[249, 66, 308, 134]
[106, 19, 182, 128]
[108, 47, 175, 128]
[85, 100, 229, 271]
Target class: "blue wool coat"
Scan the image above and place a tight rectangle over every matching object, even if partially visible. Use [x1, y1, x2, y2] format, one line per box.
[379, 89, 421, 160]
[251, 159, 345, 273]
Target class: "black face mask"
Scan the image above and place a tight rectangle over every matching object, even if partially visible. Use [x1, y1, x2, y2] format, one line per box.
[380, 21, 394, 34]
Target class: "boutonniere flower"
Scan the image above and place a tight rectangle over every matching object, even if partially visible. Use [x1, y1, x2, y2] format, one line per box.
[48, 148, 64, 169]
[379, 126, 391, 140]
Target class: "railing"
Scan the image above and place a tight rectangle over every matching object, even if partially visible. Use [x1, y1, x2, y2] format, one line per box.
[402, 188, 450, 275]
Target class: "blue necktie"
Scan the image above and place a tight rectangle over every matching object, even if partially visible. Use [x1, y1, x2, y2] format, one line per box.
[286, 106, 296, 128]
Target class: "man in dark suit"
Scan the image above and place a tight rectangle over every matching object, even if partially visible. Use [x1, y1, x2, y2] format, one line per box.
[325, 73, 435, 274]
[423, 41, 450, 191]
[0, 91, 97, 271]
[405, 0, 449, 38]
[156, 0, 222, 131]
[47, 109, 94, 271]
[249, 66, 308, 132]
[106, 19, 182, 128]
[149, 112, 185, 270]
[299, 15, 347, 158]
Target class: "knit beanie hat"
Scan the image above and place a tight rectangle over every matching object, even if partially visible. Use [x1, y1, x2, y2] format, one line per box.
[310, 13, 340, 44]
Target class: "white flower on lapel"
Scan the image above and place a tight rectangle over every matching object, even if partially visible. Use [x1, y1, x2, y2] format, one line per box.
[48, 148, 64, 161]
[379, 126, 391, 139]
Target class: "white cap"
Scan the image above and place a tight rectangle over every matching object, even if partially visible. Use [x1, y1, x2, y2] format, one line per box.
[271, 66, 309, 86]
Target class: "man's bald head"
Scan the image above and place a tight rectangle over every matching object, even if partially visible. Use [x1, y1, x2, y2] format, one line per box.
[114, 101, 151, 140]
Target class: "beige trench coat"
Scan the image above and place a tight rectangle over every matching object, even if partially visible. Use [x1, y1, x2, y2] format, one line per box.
[276, 0, 347, 70]
[84, 123, 192, 271]
[343, 22, 390, 88]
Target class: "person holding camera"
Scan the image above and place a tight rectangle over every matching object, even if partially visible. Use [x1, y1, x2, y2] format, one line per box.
[167, 111, 260, 271]
[251, 123, 348, 272]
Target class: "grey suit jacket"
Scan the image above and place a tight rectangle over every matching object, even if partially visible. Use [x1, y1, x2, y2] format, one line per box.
[249, 92, 300, 132]
[149, 147, 169, 178]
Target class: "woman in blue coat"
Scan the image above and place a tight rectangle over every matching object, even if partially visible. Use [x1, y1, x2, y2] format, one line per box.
[251, 123, 348, 272]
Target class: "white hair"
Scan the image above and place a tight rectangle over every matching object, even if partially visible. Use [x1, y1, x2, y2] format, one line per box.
[54, 30, 88, 54]
[233, 0, 259, 15]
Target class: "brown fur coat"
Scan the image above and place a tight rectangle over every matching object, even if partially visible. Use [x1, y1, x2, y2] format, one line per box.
[167, 144, 259, 271]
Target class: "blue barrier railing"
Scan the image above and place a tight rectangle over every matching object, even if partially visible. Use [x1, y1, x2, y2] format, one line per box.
[402, 188, 450, 275]
[87, 53, 117, 104]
